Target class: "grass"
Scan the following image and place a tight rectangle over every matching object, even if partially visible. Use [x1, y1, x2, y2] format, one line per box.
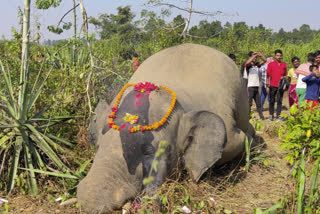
[0, 108, 318, 213]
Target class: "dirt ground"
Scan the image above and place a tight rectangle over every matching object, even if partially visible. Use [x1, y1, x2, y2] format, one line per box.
[0, 132, 292, 214]
[0, 92, 295, 214]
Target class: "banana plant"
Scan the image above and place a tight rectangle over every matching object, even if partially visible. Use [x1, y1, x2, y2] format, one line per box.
[0, 61, 75, 195]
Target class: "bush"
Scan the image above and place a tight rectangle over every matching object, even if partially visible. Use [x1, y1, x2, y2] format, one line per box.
[280, 103, 320, 165]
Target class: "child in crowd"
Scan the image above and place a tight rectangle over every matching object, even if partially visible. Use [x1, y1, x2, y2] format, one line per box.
[302, 65, 320, 109]
[287, 57, 300, 107]
[132, 53, 140, 72]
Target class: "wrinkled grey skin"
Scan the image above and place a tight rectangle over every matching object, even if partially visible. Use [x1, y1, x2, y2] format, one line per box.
[77, 44, 254, 213]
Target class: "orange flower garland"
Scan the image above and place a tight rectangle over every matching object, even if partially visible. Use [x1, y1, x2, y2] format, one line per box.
[108, 82, 176, 133]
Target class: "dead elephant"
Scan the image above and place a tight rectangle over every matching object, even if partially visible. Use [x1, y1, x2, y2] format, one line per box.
[77, 43, 254, 213]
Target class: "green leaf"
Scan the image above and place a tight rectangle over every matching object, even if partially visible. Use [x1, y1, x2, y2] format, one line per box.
[224, 209, 233, 214]
[151, 160, 159, 173]
[199, 200, 205, 209]
[26, 67, 53, 114]
[19, 168, 77, 179]
[74, 160, 92, 178]
[306, 158, 320, 211]
[0, 61, 17, 116]
[23, 143, 39, 195]
[142, 176, 154, 185]
[26, 124, 68, 171]
[0, 135, 11, 148]
[297, 151, 306, 214]
[30, 107, 48, 120]
[47, 134, 74, 147]
[62, 22, 72, 30]
[7, 137, 23, 194]
[47, 25, 63, 34]
[40, 133, 66, 153]
[161, 195, 167, 205]
[0, 95, 18, 120]
[29, 64, 44, 106]
[35, 0, 62, 9]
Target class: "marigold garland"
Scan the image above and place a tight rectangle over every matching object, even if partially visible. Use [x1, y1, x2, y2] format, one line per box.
[108, 82, 176, 133]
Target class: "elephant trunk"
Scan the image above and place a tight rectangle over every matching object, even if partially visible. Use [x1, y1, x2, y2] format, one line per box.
[77, 133, 143, 213]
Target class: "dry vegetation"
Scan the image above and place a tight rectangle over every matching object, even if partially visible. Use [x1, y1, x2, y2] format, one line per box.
[0, 112, 297, 214]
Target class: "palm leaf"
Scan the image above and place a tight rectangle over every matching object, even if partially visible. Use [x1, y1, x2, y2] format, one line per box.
[30, 107, 48, 120]
[19, 168, 77, 179]
[29, 61, 44, 97]
[7, 137, 23, 194]
[40, 132, 66, 153]
[47, 134, 74, 147]
[21, 130, 38, 195]
[74, 160, 91, 178]
[26, 124, 68, 171]
[0, 134, 13, 149]
[28, 139, 45, 169]
[0, 95, 18, 120]
[26, 67, 53, 114]
[0, 61, 17, 115]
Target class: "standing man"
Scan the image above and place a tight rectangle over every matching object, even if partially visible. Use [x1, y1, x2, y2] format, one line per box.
[260, 56, 273, 108]
[245, 52, 267, 119]
[266, 49, 287, 121]
[287, 57, 300, 107]
[241, 51, 254, 88]
[295, 52, 315, 106]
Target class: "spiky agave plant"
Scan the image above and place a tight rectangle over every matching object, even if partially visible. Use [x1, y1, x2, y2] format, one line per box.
[0, 61, 76, 195]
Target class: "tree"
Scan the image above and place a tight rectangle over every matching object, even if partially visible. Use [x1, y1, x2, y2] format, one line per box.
[299, 24, 313, 43]
[0, 0, 75, 196]
[89, 6, 138, 43]
[147, 0, 223, 38]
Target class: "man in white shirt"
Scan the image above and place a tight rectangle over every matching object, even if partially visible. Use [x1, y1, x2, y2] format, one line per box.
[260, 57, 273, 108]
[245, 52, 267, 119]
[296, 52, 315, 106]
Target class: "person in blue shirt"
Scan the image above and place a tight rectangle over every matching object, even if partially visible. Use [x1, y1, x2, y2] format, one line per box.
[302, 65, 320, 109]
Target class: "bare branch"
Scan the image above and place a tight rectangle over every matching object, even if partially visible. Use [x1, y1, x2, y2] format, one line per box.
[181, 0, 192, 38]
[162, 22, 185, 31]
[153, 2, 222, 16]
[57, 3, 80, 27]
[186, 30, 222, 39]
[93, 65, 126, 80]
[78, 0, 95, 115]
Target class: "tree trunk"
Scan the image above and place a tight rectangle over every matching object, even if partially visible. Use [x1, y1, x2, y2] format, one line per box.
[181, 0, 193, 38]
[19, 0, 38, 195]
[72, 0, 77, 65]
[78, 0, 95, 115]
[18, 0, 31, 122]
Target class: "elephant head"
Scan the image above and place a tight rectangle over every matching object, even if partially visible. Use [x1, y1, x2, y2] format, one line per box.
[77, 85, 227, 213]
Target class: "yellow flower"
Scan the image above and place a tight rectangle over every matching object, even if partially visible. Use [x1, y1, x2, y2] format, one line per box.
[306, 129, 311, 138]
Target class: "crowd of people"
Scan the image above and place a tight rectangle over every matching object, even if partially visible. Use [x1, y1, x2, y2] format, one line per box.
[229, 50, 320, 121]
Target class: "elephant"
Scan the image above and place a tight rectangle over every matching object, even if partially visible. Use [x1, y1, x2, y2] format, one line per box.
[77, 43, 254, 213]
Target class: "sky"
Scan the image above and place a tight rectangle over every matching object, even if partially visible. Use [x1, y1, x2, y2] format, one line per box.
[0, 0, 319, 41]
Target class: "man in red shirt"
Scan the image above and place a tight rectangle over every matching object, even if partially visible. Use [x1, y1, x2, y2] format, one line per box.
[266, 49, 287, 121]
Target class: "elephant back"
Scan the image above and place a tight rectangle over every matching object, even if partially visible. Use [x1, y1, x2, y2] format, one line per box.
[130, 43, 249, 136]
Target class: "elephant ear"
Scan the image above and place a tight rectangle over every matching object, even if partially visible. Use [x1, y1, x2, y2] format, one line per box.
[177, 111, 227, 182]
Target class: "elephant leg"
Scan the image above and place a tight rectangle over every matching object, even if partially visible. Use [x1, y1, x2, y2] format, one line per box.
[218, 126, 249, 164]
